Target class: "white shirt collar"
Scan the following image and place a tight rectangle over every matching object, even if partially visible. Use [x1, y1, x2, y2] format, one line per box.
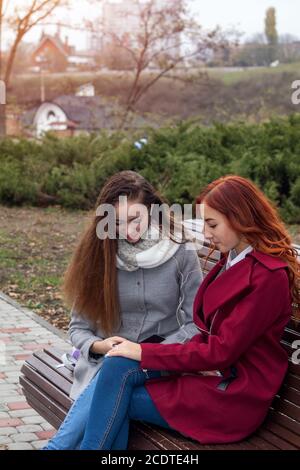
[226, 245, 253, 270]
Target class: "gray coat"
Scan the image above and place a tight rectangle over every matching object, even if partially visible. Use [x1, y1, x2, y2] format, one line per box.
[69, 242, 202, 400]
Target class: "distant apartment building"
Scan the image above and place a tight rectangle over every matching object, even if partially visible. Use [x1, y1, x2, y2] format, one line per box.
[101, 0, 182, 67]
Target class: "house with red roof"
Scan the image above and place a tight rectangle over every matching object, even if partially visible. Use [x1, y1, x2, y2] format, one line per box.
[31, 32, 96, 72]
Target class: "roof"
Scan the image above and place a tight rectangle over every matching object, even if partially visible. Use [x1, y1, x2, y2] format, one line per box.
[21, 96, 121, 131]
[22, 95, 152, 132]
[31, 34, 70, 59]
[53, 95, 118, 130]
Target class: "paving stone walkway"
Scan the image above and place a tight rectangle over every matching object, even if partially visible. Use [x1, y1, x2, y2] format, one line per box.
[0, 292, 70, 450]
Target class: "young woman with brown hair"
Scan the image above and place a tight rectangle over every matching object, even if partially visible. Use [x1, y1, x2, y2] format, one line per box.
[43, 170, 202, 450]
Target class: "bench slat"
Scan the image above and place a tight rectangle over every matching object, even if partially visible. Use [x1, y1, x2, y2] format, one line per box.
[203, 441, 258, 450]
[247, 435, 278, 450]
[137, 424, 213, 451]
[20, 376, 69, 419]
[272, 396, 300, 421]
[287, 359, 300, 377]
[263, 420, 300, 448]
[285, 374, 300, 391]
[45, 346, 69, 363]
[142, 424, 259, 450]
[25, 356, 72, 395]
[20, 363, 72, 408]
[197, 245, 221, 262]
[127, 424, 164, 450]
[34, 350, 73, 382]
[131, 423, 189, 451]
[26, 394, 63, 431]
[31, 348, 74, 385]
[279, 385, 300, 406]
[256, 427, 298, 450]
[282, 327, 300, 344]
[267, 409, 300, 436]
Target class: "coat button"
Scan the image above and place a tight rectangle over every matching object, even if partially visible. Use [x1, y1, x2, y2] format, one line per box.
[137, 281, 140, 286]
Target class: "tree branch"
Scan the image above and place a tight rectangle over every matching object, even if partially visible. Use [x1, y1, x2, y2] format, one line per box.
[4, 0, 66, 86]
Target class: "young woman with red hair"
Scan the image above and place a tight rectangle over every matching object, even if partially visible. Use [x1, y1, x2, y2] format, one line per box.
[52, 175, 300, 450]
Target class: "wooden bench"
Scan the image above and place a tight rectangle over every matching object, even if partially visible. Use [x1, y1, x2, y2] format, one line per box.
[19, 243, 300, 450]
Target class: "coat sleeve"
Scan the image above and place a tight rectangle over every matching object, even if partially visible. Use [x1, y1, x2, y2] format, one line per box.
[68, 309, 105, 363]
[162, 242, 203, 344]
[141, 267, 290, 372]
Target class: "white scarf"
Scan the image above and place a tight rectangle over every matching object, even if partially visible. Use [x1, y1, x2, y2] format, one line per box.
[116, 226, 180, 271]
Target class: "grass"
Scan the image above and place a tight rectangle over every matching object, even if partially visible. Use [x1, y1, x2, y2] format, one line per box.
[0, 205, 88, 331]
[205, 61, 300, 85]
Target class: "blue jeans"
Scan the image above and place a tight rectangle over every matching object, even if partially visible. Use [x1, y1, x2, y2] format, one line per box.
[44, 357, 171, 450]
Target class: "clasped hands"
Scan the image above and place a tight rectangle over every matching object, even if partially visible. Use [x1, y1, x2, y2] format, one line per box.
[94, 336, 142, 361]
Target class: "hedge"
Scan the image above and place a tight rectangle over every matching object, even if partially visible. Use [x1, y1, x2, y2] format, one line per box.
[0, 115, 300, 223]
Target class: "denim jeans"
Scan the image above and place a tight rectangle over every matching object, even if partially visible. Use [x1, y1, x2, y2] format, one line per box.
[43, 371, 98, 450]
[43, 356, 171, 450]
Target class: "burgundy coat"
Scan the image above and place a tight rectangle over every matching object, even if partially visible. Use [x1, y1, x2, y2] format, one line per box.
[141, 251, 292, 444]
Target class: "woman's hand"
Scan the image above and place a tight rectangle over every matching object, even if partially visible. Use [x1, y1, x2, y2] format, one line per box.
[91, 336, 127, 355]
[105, 340, 142, 361]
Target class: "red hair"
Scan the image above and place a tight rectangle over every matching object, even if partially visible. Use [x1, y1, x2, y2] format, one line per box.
[196, 175, 300, 319]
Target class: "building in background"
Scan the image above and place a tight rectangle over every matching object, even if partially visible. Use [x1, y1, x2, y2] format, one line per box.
[101, 0, 181, 68]
[31, 31, 97, 73]
[22, 95, 117, 137]
[21, 89, 151, 138]
[75, 83, 96, 97]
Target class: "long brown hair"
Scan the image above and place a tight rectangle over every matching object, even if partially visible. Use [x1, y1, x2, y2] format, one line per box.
[62, 171, 171, 335]
[196, 175, 300, 318]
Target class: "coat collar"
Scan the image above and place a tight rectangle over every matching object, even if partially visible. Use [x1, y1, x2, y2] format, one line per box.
[248, 250, 288, 270]
[194, 250, 288, 325]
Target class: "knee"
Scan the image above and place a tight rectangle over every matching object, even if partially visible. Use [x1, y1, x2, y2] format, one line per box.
[101, 356, 140, 377]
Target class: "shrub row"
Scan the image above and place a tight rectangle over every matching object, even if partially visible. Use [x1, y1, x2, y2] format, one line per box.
[0, 115, 300, 222]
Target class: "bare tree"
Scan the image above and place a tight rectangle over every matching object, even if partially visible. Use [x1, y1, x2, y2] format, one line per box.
[4, 0, 68, 88]
[88, 0, 229, 128]
[0, 0, 8, 135]
[0, 0, 68, 136]
[0, 0, 5, 78]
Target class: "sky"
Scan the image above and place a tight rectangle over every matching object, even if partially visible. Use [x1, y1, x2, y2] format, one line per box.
[190, 0, 295, 40]
[3, 0, 298, 51]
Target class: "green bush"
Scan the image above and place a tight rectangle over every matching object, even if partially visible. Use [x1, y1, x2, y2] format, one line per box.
[0, 115, 300, 222]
